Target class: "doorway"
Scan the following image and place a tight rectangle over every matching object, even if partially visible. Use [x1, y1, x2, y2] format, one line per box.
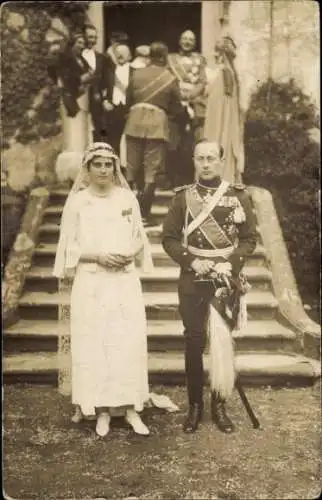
[103, 1, 201, 53]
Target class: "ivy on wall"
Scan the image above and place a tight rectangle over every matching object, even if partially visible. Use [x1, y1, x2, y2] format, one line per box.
[244, 79, 320, 307]
[1, 2, 89, 146]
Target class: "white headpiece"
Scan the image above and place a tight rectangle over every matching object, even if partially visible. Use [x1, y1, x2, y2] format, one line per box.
[54, 142, 153, 277]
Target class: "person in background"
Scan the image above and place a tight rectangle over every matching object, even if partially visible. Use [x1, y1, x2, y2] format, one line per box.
[82, 25, 110, 142]
[105, 31, 130, 68]
[102, 44, 132, 157]
[130, 45, 151, 70]
[124, 42, 185, 226]
[167, 30, 207, 187]
[55, 32, 95, 152]
[203, 36, 244, 184]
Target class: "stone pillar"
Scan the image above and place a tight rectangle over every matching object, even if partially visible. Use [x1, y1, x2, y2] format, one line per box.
[201, 1, 224, 67]
[87, 1, 105, 52]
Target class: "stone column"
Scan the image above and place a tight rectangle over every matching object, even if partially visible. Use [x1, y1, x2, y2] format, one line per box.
[201, 1, 224, 67]
[87, 1, 105, 52]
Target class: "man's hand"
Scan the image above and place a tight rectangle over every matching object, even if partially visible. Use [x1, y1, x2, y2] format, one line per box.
[103, 100, 114, 112]
[81, 71, 94, 84]
[213, 262, 232, 277]
[190, 258, 214, 277]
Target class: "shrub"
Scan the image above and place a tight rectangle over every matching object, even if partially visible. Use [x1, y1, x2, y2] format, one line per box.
[244, 79, 320, 307]
[1, 2, 89, 145]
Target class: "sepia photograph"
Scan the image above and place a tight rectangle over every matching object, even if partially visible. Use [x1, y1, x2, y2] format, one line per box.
[1, 1, 320, 499]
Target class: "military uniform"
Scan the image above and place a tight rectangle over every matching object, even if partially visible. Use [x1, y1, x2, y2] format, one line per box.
[167, 51, 207, 187]
[124, 64, 185, 220]
[162, 179, 257, 428]
[168, 51, 207, 139]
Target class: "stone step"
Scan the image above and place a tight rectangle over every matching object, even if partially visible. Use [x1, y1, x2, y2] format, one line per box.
[38, 221, 262, 245]
[43, 204, 170, 226]
[24, 265, 273, 293]
[18, 290, 278, 321]
[3, 351, 320, 387]
[32, 242, 268, 268]
[38, 222, 172, 245]
[49, 188, 175, 208]
[3, 318, 296, 354]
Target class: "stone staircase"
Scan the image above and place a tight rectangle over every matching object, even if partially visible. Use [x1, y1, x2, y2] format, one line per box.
[3, 188, 320, 387]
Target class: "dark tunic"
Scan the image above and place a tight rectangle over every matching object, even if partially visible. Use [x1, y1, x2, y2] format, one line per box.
[162, 178, 257, 405]
[162, 180, 257, 288]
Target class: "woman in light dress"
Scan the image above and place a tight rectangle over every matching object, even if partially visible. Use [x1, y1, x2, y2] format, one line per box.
[203, 36, 244, 184]
[53, 142, 154, 437]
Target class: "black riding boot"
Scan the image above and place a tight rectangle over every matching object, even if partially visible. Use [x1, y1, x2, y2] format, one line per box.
[140, 182, 156, 223]
[183, 402, 203, 434]
[211, 392, 235, 433]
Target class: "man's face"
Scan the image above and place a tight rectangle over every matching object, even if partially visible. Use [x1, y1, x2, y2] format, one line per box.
[115, 44, 131, 65]
[85, 29, 97, 49]
[73, 37, 85, 56]
[179, 31, 196, 52]
[194, 142, 222, 181]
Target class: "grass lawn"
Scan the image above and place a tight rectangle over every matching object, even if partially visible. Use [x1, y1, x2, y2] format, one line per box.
[3, 383, 321, 500]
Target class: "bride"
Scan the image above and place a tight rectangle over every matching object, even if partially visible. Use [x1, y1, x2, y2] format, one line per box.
[53, 142, 154, 437]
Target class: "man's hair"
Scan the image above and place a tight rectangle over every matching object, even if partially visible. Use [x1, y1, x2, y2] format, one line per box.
[134, 45, 150, 58]
[180, 30, 196, 39]
[85, 24, 97, 33]
[194, 139, 224, 159]
[149, 41, 168, 65]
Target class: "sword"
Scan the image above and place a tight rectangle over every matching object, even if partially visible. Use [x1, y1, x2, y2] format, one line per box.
[195, 268, 261, 429]
[235, 377, 261, 429]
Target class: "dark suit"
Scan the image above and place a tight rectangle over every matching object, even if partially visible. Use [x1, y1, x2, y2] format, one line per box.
[57, 51, 91, 117]
[82, 49, 112, 142]
[102, 64, 134, 154]
[124, 64, 186, 219]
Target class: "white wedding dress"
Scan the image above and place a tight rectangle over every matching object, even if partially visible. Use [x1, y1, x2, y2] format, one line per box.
[54, 186, 150, 416]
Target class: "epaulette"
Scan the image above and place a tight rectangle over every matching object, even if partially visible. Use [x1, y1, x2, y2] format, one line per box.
[174, 184, 192, 193]
[233, 183, 246, 190]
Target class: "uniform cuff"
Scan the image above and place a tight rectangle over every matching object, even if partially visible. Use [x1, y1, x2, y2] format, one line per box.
[181, 250, 195, 270]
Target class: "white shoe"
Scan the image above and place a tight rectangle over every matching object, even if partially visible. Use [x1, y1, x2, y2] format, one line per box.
[71, 406, 83, 424]
[96, 413, 111, 437]
[125, 409, 150, 436]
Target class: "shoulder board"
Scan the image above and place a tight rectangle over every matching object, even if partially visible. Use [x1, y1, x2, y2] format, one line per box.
[233, 183, 246, 190]
[174, 184, 193, 193]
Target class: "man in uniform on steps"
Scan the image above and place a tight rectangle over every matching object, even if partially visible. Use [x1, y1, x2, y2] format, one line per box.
[124, 42, 186, 225]
[167, 30, 207, 187]
[162, 140, 257, 433]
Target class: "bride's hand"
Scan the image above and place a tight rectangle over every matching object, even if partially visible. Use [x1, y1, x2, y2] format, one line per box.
[98, 253, 132, 268]
[114, 253, 134, 265]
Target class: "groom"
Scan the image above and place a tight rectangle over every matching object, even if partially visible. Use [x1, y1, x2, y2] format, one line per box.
[162, 139, 257, 433]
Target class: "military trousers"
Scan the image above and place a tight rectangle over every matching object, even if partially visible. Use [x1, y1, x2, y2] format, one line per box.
[126, 136, 166, 185]
[178, 273, 210, 407]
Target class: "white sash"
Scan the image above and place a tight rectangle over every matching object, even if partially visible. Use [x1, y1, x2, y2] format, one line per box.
[185, 180, 229, 237]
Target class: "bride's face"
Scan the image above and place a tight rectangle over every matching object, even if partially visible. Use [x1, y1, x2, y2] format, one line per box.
[88, 156, 115, 188]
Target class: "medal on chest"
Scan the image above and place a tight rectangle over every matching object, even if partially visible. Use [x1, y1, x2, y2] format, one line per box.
[202, 190, 214, 204]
